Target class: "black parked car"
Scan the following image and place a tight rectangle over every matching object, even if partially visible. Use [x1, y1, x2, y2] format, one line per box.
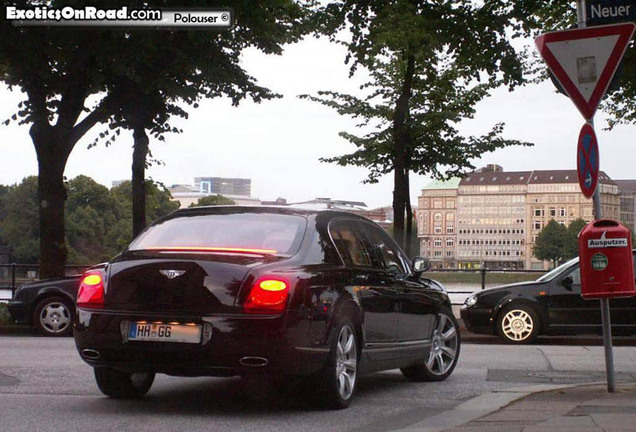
[8, 276, 81, 336]
[74, 206, 460, 409]
[461, 252, 636, 344]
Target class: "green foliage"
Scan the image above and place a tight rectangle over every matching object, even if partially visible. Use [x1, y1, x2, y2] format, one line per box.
[533, 219, 568, 267]
[0, 303, 12, 326]
[305, 0, 536, 252]
[0, 176, 179, 264]
[189, 195, 236, 207]
[564, 218, 588, 260]
[0, 177, 40, 263]
[0, 0, 311, 276]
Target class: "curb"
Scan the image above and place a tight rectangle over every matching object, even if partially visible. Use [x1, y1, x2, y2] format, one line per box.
[393, 382, 602, 432]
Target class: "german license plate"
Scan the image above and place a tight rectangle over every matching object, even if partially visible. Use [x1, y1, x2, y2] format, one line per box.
[128, 322, 202, 344]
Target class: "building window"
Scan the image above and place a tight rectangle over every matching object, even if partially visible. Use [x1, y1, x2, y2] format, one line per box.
[559, 208, 566, 217]
[434, 251, 442, 257]
[534, 221, 542, 230]
[549, 207, 556, 217]
[434, 238, 442, 248]
[446, 239, 454, 247]
[446, 251, 453, 257]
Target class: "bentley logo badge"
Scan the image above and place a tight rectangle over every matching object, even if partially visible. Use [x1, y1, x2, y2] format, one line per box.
[160, 270, 186, 279]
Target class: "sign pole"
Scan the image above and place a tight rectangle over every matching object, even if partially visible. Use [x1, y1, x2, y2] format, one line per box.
[577, 0, 616, 393]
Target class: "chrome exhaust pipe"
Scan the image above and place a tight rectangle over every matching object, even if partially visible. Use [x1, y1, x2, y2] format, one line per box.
[81, 349, 101, 360]
[239, 356, 269, 367]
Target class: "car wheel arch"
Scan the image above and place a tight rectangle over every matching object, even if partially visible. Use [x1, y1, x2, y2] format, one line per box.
[31, 290, 75, 325]
[328, 299, 364, 352]
[493, 298, 546, 335]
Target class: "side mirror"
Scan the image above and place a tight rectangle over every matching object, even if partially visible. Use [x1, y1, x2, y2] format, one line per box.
[561, 276, 573, 290]
[412, 257, 431, 276]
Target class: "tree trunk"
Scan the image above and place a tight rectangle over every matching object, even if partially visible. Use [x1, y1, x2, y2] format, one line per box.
[392, 47, 416, 249]
[31, 126, 71, 279]
[132, 126, 149, 238]
[405, 171, 413, 257]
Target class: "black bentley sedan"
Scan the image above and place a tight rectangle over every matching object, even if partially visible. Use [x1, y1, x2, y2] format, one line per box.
[8, 276, 81, 336]
[74, 206, 460, 409]
[461, 252, 636, 344]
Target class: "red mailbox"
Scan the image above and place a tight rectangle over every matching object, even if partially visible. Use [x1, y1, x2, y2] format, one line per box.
[578, 219, 635, 299]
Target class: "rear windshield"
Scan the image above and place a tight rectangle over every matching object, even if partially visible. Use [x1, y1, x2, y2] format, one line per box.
[128, 212, 307, 256]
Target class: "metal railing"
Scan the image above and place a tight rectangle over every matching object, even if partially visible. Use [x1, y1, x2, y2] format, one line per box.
[0, 264, 91, 299]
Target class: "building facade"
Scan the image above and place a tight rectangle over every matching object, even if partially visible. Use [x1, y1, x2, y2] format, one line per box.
[418, 167, 621, 270]
[614, 180, 636, 236]
[194, 177, 251, 197]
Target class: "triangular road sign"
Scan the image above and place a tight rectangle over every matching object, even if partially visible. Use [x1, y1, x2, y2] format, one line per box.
[535, 23, 635, 120]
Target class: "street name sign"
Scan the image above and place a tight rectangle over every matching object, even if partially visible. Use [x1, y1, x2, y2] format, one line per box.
[577, 123, 600, 198]
[535, 23, 635, 120]
[587, 0, 636, 26]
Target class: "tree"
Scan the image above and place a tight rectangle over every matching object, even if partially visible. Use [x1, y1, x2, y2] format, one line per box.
[563, 218, 587, 260]
[533, 220, 568, 268]
[0, 175, 179, 264]
[108, 180, 181, 250]
[94, 1, 308, 238]
[0, 177, 40, 263]
[65, 176, 118, 264]
[189, 195, 236, 207]
[0, 0, 308, 277]
[0, 13, 116, 276]
[306, 1, 534, 254]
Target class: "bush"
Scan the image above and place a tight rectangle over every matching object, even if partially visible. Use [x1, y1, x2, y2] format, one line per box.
[0, 302, 13, 325]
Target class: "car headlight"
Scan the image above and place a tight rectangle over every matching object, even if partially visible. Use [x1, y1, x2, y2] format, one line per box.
[464, 294, 478, 308]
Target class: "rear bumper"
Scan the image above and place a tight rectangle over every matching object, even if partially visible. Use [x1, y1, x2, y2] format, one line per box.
[74, 308, 328, 378]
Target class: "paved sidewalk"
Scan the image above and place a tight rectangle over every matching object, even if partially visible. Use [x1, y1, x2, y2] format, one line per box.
[440, 382, 636, 432]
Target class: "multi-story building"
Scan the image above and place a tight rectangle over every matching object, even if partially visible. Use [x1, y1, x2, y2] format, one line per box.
[417, 178, 459, 268]
[418, 166, 621, 270]
[614, 180, 636, 235]
[194, 177, 251, 197]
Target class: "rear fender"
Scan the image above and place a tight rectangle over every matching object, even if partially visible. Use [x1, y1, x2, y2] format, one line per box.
[326, 297, 363, 352]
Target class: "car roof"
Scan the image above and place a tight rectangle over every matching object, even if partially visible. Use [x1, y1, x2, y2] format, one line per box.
[169, 205, 374, 221]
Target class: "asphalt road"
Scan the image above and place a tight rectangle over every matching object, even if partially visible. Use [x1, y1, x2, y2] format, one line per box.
[0, 337, 635, 432]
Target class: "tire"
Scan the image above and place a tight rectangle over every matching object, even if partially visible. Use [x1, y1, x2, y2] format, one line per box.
[33, 296, 74, 336]
[313, 318, 359, 410]
[496, 304, 540, 344]
[401, 308, 460, 382]
[94, 367, 155, 399]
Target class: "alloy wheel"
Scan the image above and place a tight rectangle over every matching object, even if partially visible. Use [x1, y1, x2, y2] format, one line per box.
[335, 325, 357, 401]
[501, 309, 534, 342]
[426, 313, 458, 376]
[39, 302, 71, 334]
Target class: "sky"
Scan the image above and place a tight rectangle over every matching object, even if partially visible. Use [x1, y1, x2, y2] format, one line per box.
[0, 35, 634, 209]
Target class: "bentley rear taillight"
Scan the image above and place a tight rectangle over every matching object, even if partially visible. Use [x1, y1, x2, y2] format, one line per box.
[77, 270, 105, 307]
[244, 277, 290, 314]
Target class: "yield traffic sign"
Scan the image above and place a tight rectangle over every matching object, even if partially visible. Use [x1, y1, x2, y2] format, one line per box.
[535, 23, 635, 120]
[577, 123, 600, 198]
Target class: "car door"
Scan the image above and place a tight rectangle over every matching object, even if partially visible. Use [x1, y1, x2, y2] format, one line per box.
[361, 222, 436, 342]
[548, 264, 599, 330]
[329, 219, 401, 345]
